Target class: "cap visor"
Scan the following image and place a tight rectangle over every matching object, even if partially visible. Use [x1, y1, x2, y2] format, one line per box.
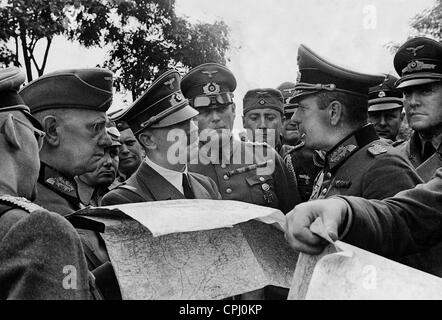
[368, 103, 403, 112]
[288, 90, 319, 104]
[151, 104, 199, 128]
[396, 78, 442, 89]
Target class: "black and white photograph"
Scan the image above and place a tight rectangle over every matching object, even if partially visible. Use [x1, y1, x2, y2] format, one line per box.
[0, 0, 442, 308]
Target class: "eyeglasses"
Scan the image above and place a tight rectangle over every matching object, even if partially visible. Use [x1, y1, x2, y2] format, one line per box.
[191, 93, 234, 108]
[11, 115, 46, 150]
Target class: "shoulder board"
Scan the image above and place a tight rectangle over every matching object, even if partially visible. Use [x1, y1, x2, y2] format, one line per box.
[246, 140, 269, 148]
[117, 184, 138, 192]
[367, 143, 388, 156]
[392, 139, 406, 147]
[0, 194, 44, 213]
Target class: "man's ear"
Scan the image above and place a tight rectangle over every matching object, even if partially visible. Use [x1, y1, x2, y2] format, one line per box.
[328, 100, 343, 126]
[3, 115, 21, 149]
[138, 131, 156, 150]
[400, 111, 405, 121]
[41, 115, 60, 147]
[242, 115, 246, 128]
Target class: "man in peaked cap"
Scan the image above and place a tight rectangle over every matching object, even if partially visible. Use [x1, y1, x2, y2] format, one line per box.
[277, 81, 301, 147]
[0, 67, 95, 299]
[368, 74, 405, 143]
[277, 81, 323, 203]
[101, 69, 221, 206]
[19, 68, 121, 299]
[112, 118, 144, 183]
[181, 63, 299, 215]
[289, 44, 421, 202]
[393, 37, 442, 183]
[76, 122, 121, 206]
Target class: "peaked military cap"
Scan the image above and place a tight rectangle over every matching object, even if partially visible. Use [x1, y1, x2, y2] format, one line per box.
[181, 63, 237, 108]
[0, 66, 42, 129]
[277, 81, 297, 116]
[243, 88, 284, 115]
[368, 74, 403, 112]
[108, 108, 132, 132]
[19, 68, 113, 114]
[394, 37, 442, 89]
[289, 45, 385, 103]
[118, 69, 198, 134]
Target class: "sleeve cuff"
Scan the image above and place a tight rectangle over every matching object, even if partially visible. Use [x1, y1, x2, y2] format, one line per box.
[330, 196, 353, 240]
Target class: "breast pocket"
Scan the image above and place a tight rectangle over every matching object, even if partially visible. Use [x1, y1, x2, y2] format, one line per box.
[245, 175, 279, 208]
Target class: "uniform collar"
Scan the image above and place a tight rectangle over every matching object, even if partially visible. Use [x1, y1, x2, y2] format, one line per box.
[325, 124, 379, 171]
[38, 162, 79, 204]
[74, 176, 97, 206]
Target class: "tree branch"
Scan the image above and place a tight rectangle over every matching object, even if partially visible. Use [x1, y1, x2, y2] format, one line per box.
[39, 37, 52, 75]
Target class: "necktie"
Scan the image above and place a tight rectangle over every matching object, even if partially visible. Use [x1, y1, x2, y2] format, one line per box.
[182, 173, 195, 199]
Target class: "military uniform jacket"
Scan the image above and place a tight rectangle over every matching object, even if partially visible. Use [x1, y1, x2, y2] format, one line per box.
[416, 144, 442, 182]
[0, 195, 92, 299]
[282, 143, 323, 203]
[396, 131, 439, 168]
[35, 163, 120, 299]
[310, 124, 422, 201]
[188, 138, 299, 214]
[101, 161, 222, 205]
[340, 167, 442, 260]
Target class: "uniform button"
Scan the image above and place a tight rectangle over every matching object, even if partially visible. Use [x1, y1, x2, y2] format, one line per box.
[226, 188, 232, 194]
[221, 164, 227, 169]
[326, 172, 332, 178]
[259, 177, 265, 182]
[223, 175, 229, 180]
[322, 188, 328, 194]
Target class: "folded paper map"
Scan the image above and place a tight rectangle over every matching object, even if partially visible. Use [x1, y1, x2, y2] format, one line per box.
[289, 218, 442, 300]
[74, 200, 298, 300]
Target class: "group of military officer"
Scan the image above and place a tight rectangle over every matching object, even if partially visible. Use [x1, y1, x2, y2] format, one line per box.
[1, 34, 442, 299]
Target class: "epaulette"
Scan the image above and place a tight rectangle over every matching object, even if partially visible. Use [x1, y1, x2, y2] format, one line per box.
[117, 184, 138, 192]
[247, 140, 270, 148]
[367, 143, 388, 156]
[0, 194, 44, 213]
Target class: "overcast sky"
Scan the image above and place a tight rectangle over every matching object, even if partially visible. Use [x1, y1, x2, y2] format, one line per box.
[36, 0, 436, 129]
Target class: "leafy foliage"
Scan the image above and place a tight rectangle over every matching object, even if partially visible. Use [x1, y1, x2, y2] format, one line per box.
[411, 0, 442, 40]
[67, 0, 230, 99]
[0, 0, 68, 80]
[0, 0, 230, 98]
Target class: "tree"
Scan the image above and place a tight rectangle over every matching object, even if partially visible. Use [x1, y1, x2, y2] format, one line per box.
[410, 0, 442, 41]
[0, 0, 69, 81]
[386, 1, 441, 53]
[67, 0, 230, 100]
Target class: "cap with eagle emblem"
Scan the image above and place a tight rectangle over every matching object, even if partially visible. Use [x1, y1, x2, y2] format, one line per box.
[117, 69, 198, 134]
[181, 62, 237, 103]
[277, 81, 297, 117]
[368, 74, 403, 112]
[19, 68, 114, 114]
[394, 37, 442, 89]
[288, 44, 384, 104]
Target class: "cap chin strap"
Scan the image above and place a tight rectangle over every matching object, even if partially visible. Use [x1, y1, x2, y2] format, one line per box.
[293, 82, 368, 99]
[137, 103, 187, 133]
